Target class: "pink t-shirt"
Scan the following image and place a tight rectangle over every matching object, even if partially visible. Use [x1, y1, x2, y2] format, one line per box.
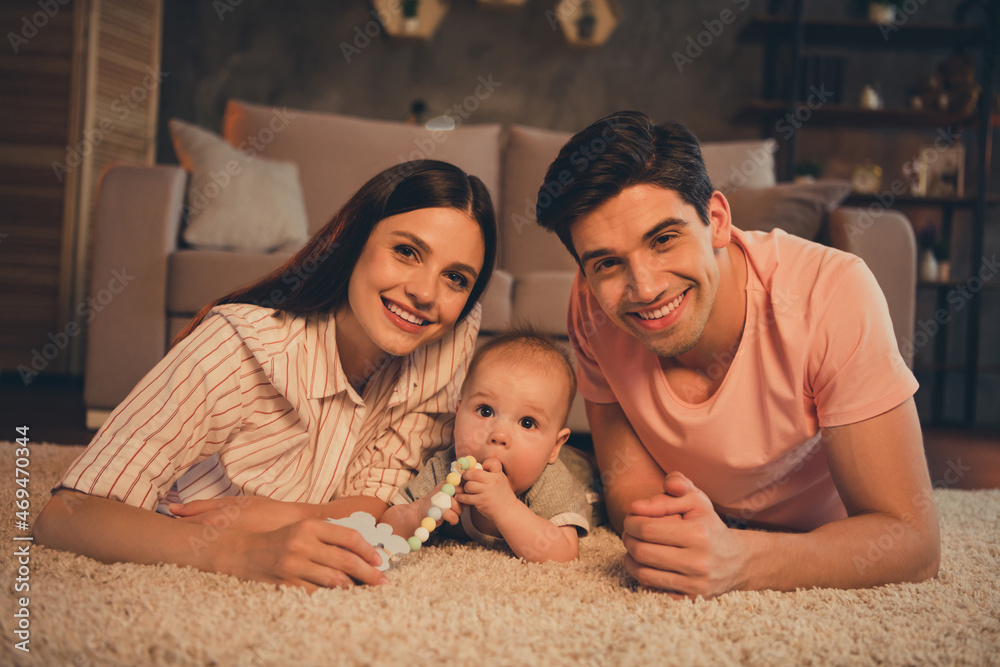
[568, 227, 918, 532]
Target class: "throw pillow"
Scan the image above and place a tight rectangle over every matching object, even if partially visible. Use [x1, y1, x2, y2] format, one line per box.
[169, 118, 309, 252]
[726, 179, 853, 241]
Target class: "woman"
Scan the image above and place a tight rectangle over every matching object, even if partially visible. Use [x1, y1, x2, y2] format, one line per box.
[34, 160, 497, 592]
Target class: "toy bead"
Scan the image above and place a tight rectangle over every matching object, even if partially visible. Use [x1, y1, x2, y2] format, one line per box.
[457, 457, 470, 471]
[446, 471, 462, 487]
[421, 516, 437, 532]
[465, 455, 477, 469]
[407, 536, 422, 552]
[427, 506, 442, 521]
[442, 483, 456, 496]
[431, 491, 452, 510]
[414, 527, 430, 542]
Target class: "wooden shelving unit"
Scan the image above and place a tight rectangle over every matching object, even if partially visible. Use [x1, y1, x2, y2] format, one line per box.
[738, 1, 999, 428]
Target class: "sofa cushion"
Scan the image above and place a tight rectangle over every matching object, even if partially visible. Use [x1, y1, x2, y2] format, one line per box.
[501, 125, 580, 275]
[726, 179, 853, 241]
[223, 100, 503, 234]
[511, 270, 579, 336]
[168, 119, 310, 252]
[167, 249, 295, 314]
[701, 138, 778, 192]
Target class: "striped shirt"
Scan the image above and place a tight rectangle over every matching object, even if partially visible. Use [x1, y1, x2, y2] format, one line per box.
[57, 302, 480, 512]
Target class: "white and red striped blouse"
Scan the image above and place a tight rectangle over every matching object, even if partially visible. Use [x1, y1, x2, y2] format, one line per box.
[57, 302, 480, 512]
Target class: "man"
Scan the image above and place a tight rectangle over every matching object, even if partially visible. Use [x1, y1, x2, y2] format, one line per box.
[535, 111, 939, 599]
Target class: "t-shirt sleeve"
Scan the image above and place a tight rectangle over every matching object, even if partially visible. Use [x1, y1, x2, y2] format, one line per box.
[806, 257, 919, 428]
[522, 460, 591, 536]
[54, 313, 246, 510]
[393, 448, 454, 505]
[567, 273, 618, 404]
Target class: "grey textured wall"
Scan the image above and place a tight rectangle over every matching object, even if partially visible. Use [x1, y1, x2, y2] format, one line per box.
[157, 0, 978, 178]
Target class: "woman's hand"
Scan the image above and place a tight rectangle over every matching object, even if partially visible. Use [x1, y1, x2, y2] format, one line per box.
[224, 519, 389, 592]
[170, 495, 317, 533]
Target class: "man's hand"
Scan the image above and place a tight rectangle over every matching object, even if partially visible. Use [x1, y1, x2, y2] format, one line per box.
[170, 495, 316, 533]
[622, 471, 747, 600]
[455, 458, 518, 522]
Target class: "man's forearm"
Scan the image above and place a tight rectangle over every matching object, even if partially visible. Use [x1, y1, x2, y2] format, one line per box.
[738, 509, 940, 591]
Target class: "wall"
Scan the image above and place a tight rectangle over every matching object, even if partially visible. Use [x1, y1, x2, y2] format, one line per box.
[156, 0, 997, 426]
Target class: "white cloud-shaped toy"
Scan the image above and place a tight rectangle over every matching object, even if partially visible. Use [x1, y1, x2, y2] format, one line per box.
[326, 511, 410, 571]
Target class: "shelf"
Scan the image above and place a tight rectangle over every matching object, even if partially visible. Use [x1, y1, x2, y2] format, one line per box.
[917, 280, 1000, 291]
[737, 100, 999, 130]
[738, 16, 989, 51]
[845, 193, 1000, 208]
[915, 364, 1000, 374]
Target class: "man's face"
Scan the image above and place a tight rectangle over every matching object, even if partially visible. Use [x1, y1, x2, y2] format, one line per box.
[569, 184, 732, 359]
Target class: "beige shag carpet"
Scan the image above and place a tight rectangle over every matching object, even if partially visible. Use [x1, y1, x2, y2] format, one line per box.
[2, 443, 998, 667]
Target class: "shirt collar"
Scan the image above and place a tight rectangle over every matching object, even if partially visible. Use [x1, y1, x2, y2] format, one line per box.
[303, 312, 413, 407]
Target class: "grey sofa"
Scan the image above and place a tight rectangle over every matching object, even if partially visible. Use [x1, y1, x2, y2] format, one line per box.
[83, 101, 917, 432]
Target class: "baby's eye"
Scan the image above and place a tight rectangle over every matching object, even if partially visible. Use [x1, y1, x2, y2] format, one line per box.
[519, 417, 537, 430]
[475, 405, 494, 418]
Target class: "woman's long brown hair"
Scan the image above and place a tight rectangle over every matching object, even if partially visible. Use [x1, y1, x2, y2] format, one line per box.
[171, 159, 497, 347]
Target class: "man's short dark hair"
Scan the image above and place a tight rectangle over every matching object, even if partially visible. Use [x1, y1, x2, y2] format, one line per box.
[534, 111, 714, 263]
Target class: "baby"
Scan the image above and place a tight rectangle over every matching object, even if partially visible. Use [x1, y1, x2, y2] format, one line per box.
[382, 330, 590, 562]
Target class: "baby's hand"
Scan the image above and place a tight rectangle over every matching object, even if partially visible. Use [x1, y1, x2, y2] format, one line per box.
[382, 482, 462, 538]
[455, 458, 518, 522]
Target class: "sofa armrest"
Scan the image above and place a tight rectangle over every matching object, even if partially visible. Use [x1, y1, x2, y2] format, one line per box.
[84, 165, 187, 413]
[826, 206, 916, 368]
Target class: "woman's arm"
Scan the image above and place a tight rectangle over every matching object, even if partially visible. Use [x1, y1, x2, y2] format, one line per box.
[34, 490, 388, 591]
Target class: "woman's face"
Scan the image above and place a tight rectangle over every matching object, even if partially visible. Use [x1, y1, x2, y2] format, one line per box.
[342, 207, 485, 359]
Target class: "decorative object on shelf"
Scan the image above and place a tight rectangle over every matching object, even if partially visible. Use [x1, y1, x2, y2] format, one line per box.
[902, 157, 923, 196]
[865, 0, 900, 25]
[405, 99, 427, 125]
[908, 55, 983, 115]
[403, 0, 420, 33]
[577, 0, 597, 39]
[851, 160, 883, 194]
[918, 227, 940, 282]
[794, 160, 822, 183]
[552, 0, 622, 48]
[917, 142, 964, 198]
[372, 0, 449, 40]
[859, 83, 884, 110]
[937, 53, 981, 116]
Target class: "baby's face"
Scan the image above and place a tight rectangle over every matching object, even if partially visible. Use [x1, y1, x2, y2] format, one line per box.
[453, 357, 571, 495]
